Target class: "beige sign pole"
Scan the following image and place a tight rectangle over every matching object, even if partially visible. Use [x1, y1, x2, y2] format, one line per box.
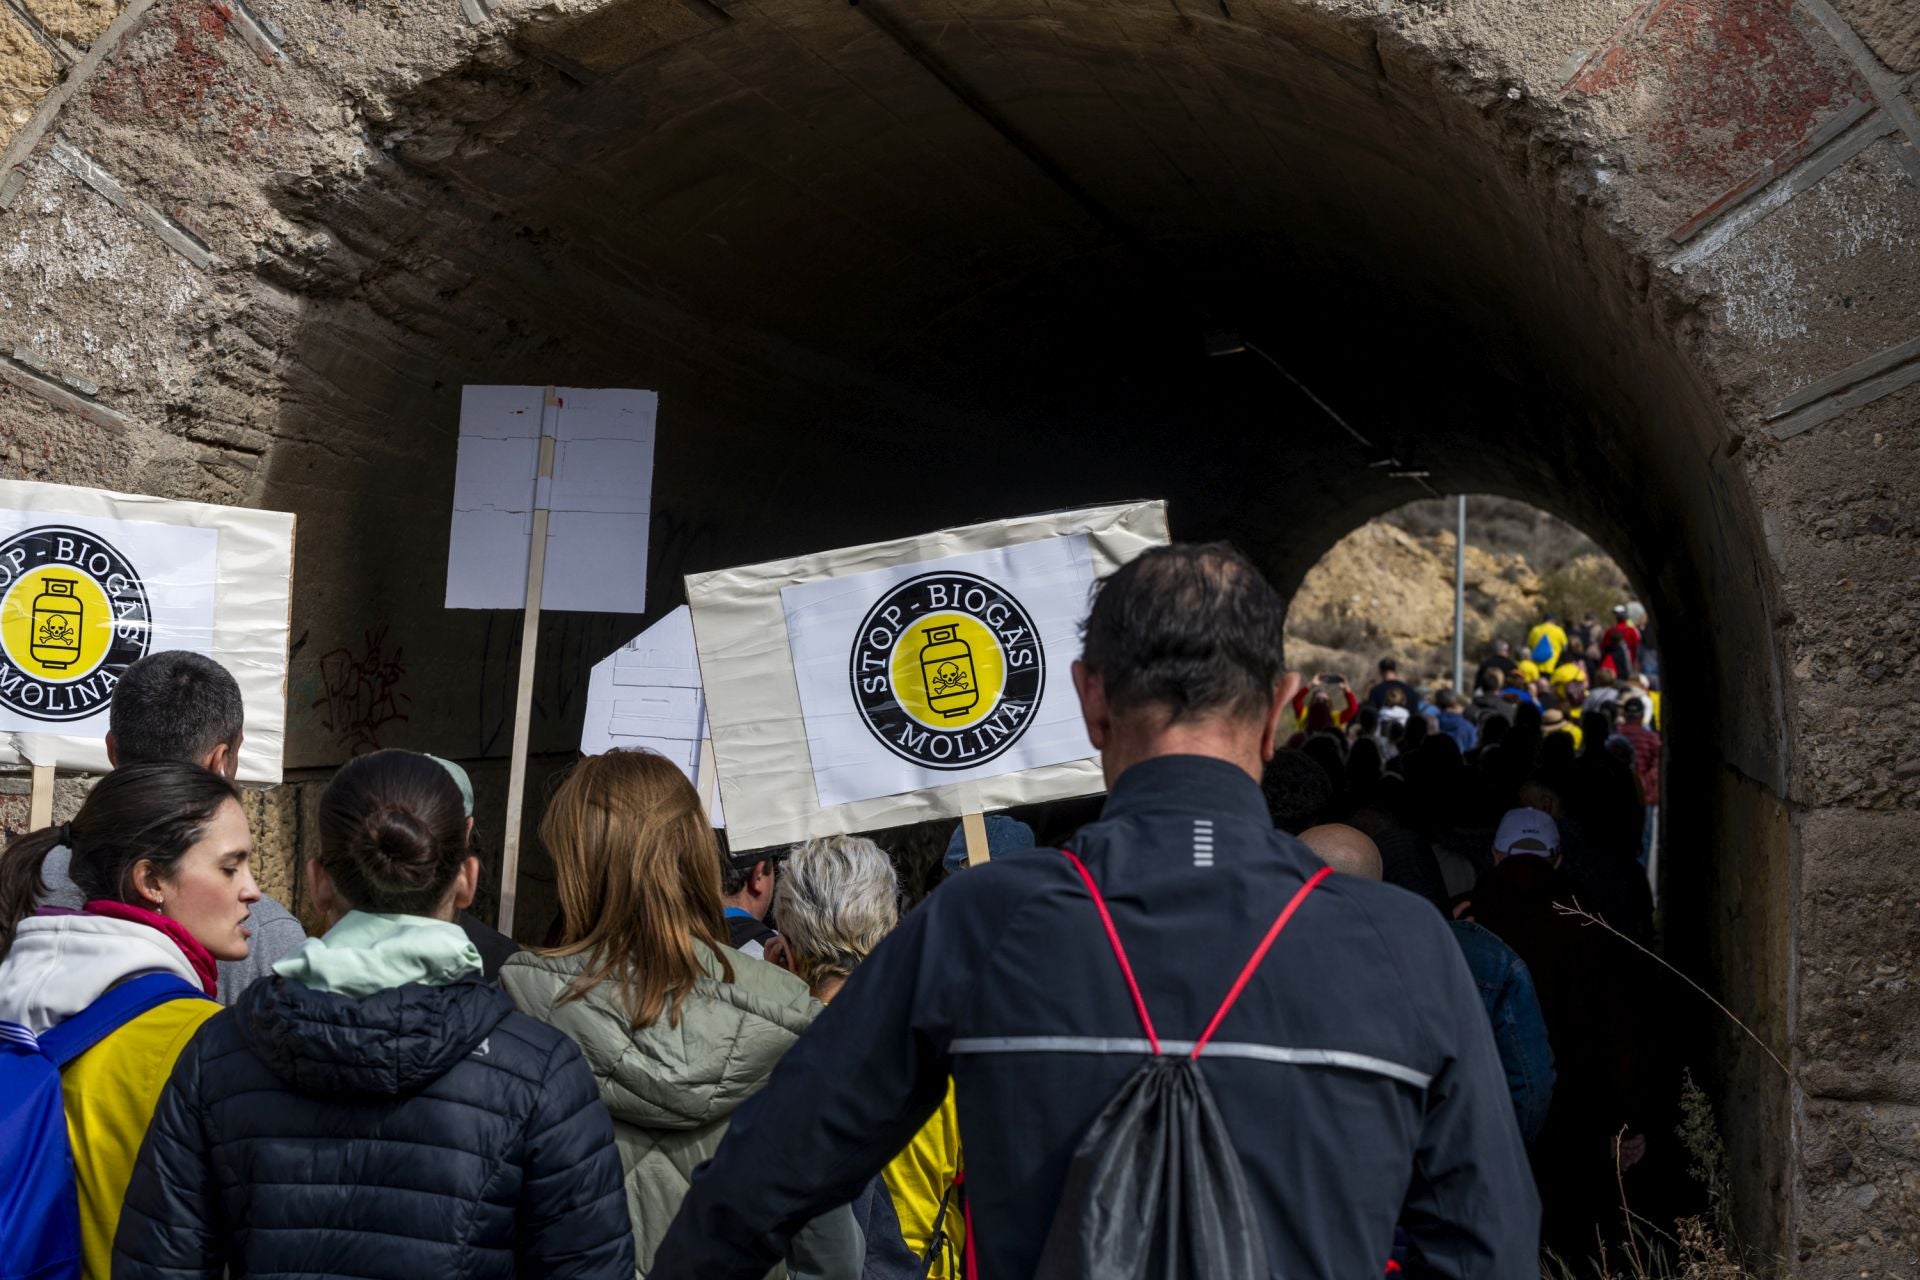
[961, 811, 990, 866]
[28, 762, 53, 830]
[495, 388, 558, 938]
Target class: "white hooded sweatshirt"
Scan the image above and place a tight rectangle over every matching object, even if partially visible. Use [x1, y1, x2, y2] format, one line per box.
[0, 913, 202, 1034]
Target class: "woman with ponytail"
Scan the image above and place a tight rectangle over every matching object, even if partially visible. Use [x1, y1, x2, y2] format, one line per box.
[113, 749, 634, 1280]
[498, 750, 860, 1278]
[0, 763, 255, 1278]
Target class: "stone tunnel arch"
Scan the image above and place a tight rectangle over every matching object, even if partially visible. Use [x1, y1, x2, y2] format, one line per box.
[257, 0, 1801, 1252]
[1, 0, 1916, 1270]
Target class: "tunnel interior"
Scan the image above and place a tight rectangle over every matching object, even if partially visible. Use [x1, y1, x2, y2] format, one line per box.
[252, 0, 1796, 1253]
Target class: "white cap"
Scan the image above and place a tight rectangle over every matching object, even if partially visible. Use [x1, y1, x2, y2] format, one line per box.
[1379, 705, 1410, 725]
[1494, 807, 1560, 857]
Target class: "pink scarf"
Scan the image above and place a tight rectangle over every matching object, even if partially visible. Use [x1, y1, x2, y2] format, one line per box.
[84, 899, 219, 996]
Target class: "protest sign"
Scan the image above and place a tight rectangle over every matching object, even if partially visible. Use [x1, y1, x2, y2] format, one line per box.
[445, 385, 655, 613]
[581, 605, 722, 826]
[687, 501, 1167, 851]
[444, 384, 658, 933]
[0, 478, 295, 792]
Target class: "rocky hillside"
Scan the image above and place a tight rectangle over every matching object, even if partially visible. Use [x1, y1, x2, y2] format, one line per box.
[1283, 498, 1631, 688]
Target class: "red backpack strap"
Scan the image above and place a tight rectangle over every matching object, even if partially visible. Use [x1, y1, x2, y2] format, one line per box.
[957, 1169, 977, 1280]
[1059, 848, 1161, 1055]
[1190, 865, 1333, 1059]
[1059, 851, 1333, 1061]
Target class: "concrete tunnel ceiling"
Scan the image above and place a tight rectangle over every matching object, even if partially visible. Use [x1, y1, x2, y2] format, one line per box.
[261, 0, 1782, 796]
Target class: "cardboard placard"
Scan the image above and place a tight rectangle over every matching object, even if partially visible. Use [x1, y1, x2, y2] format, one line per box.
[445, 385, 657, 615]
[0, 478, 295, 784]
[688, 501, 1167, 850]
[581, 605, 723, 826]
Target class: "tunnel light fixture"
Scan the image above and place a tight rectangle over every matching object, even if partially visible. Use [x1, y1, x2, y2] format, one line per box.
[1204, 329, 1247, 357]
[1207, 329, 1444, 500]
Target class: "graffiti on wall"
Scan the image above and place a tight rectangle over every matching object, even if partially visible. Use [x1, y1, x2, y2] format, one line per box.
[314, 625, 410, 754]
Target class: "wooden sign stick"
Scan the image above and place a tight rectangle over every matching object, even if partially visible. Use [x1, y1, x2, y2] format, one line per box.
[497, 389, 559, 938]
[28, 762, 54, 830]
[696, 736, 718, 824]
[962, 810, 990, 866]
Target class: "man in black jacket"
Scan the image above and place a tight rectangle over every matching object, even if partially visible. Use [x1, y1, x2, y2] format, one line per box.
[654, 542, 1539, 1278]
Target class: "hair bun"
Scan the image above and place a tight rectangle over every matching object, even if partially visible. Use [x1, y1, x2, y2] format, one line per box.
[316, 750, 469, 916]
[361, 803, 440, 891]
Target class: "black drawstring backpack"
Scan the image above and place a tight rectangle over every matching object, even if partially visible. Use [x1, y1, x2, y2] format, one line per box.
[1031, 851, 1333, 1280]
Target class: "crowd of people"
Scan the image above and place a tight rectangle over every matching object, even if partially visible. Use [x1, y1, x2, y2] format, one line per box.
[0, 551, 1675, 1279]
[1264, 604, 1675, 1259]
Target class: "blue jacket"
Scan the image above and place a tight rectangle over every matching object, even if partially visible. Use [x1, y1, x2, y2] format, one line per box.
[112, 975, 634, 1279]
[653, 755, 1540, 1278]
[1449, 920, 1555, 1145]
[1437, 711, 1478, 754]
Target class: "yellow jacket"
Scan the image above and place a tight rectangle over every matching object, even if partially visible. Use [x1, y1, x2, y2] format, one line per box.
[0, 914, 219, 1278]
[882, 1079, 964, 1276]
[1525, 622, 1567, 670]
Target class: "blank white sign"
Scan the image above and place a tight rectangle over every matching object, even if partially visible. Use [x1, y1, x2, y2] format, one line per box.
[445, 385, 657, 614]
[581, 605, 722, 826]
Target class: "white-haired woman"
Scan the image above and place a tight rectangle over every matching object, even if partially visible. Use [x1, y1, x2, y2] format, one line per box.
[777, 837, 964, 1277]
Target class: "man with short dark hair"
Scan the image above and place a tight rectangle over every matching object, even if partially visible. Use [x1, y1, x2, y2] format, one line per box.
[106, 650, 247, 774]
[1366, 656, 1419, 710]
[40, 651, 305, 1004]
[1260, 748, 1334, 834]
[718, 838, 783, 960]
[1469, 664, 1516, 727]
[652, 542, 1538, 1278]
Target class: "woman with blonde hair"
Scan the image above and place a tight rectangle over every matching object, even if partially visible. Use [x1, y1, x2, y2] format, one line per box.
[776, 837, 965, 1278]
[501, 749, 858, 1278]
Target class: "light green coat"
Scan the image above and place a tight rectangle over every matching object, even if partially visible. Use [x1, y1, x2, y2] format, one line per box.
[500, 940, 827, 1276]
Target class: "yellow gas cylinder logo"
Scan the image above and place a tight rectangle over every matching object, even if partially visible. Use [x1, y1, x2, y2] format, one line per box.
[850, 572, 1044, 769]
[0, 526, 151, 721]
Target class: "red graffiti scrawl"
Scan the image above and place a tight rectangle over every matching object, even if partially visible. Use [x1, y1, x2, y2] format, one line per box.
[1563, 0, 1875, 241]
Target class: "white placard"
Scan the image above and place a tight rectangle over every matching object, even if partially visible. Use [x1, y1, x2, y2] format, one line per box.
[445, 385, 656, 614]
[581, 605, 722, 825]
[0, 479, 294, 783]
[782, 535, 1096, 808]
[687, 501, 1168, 851]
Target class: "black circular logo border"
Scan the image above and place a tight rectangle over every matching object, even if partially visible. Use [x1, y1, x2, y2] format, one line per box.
[847, 570, 1046, 771]
[0, 524, 152, 721]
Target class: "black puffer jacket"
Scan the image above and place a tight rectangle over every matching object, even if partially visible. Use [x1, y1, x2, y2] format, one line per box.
[112, 974, 634, 1279]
